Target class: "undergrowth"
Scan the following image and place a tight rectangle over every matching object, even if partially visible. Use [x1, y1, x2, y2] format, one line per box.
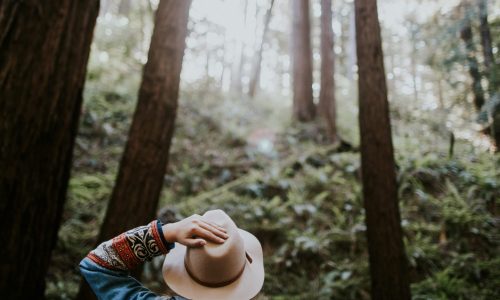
[46, 82, 499, 299]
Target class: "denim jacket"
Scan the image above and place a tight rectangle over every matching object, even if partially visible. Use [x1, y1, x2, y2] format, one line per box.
[79, 220, 187, 300]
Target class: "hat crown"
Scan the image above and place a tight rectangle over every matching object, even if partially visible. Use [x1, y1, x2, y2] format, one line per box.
[184, 210, 246, 286]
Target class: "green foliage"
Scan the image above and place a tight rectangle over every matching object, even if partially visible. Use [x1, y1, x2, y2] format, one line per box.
[46, 173, 114, 299]
[45, 2, 499, 299]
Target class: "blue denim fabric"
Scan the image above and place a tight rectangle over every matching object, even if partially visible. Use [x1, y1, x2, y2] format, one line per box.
[80, 258, 186, 300]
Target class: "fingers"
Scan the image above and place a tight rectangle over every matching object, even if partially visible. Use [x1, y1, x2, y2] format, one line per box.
[203, 220, 227, 233]
[198, 221, 229, 240]
[185, 238, 207, 247]
[191, 215, 226, 232]
[192, 226, 226, 244]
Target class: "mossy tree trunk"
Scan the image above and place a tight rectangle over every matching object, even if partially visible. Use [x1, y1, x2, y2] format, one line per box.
[0, 0, 99, 298]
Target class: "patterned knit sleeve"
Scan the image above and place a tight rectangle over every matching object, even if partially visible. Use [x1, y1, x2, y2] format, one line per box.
[86, 220, 175, 271]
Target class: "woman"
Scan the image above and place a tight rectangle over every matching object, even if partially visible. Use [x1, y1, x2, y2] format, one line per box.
[80, 210, 264, 300]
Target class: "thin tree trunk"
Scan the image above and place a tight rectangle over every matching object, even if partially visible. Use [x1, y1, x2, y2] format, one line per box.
[436, 75, 445, 109]
[410, 49, 419, 102]
[0, 1, 99, 298]
[408, 19, 419, 102]
[220, 30, 227, 89]
[231, 0, 249, 95]
[354, 0, 411, 299]
[478, 0, 494, 71]
[77, 0, 191, 299]
[460, 8, 485, 111]
[248, 0, 275, 98]
[477, 0, 497, 97]
[477, 0, 499, 149]
[347, 4, 357, 80]
[491, 101, 500, 152]
[319, 0, 338, 142]
[291, 0, 316, 121]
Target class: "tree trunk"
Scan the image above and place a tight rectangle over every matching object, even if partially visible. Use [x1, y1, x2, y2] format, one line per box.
[460, 10, 485, 110]
[291, 0, 316, 121]
[319, 0, 338, 142]
[478, 0, 494, 71]
[477, 0, 499, 149]
[354, 0, 411, 299]
[248, 0, 275, 98]
[0, 1, 99, 298]
[230, 0, 249, 95]
[409, 20, 419, 103]
[77, 0, 191, 299]
[491, 101, 500, 152]
[347, 4, 357, 80]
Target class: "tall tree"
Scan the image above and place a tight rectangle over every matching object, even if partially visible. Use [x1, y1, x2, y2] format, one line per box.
[102, 0, 190, 242]
[291, 0, 315, 121]
[460, 2, 485, 110]
[248, 0, 275, 98]
[319, 0, 338, 142]
[77, 0, 192, 298]
[477, 0, 497, 95]
[354, 0, 411, 299]
[477, 0, 499, 150]
[230, 0, 249, 95]
[478, 0, 494, 72]
[0, 1, 99, 298]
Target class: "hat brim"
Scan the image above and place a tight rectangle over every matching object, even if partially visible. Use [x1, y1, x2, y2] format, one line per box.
[162, 229, 264, 300]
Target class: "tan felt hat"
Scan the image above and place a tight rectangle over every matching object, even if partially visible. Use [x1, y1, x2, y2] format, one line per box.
[162, 210, 264, 300]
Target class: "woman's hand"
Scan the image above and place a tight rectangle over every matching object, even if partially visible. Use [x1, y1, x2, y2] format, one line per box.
[162, 214, 229, 247]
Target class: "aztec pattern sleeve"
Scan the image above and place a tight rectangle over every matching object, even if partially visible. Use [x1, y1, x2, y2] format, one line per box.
[80, 220, 179, 300]
[86, 220, 174, 271]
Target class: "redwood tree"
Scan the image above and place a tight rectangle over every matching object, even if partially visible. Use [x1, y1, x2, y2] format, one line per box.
[460, 9, 485, 111]
[248, 0, 275, 98]
[0, 1, 99, 298]
[354, 0, 411, 299]
[77, 0, 192, 298]
[477, 0, 499, 149]
[478, 0, 494, 72]
[101, 0, 191, 243]
[291, 0, 315, 121]
[319, 0, 338, 142]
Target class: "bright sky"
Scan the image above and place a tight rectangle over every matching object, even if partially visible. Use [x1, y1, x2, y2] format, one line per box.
[181, 0, 497, 100]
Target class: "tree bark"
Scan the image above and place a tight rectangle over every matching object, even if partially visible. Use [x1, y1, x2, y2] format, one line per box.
[230, 0, 249, 95]
[248, 0, 275, 98]
[478, 0, 494, 71]
[0, 0, 99, 298]
[477, 0, 499, 149]
[354, 0, 411, 299]
[77, 0, 191, 298]
[102, 0, 190, 240]
[291, 0, 316, 121]
[460, 9, 485, 110]
[319, 0, 338, 142]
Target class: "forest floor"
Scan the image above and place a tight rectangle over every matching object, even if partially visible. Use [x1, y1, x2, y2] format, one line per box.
[45, 86, 499, 299]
